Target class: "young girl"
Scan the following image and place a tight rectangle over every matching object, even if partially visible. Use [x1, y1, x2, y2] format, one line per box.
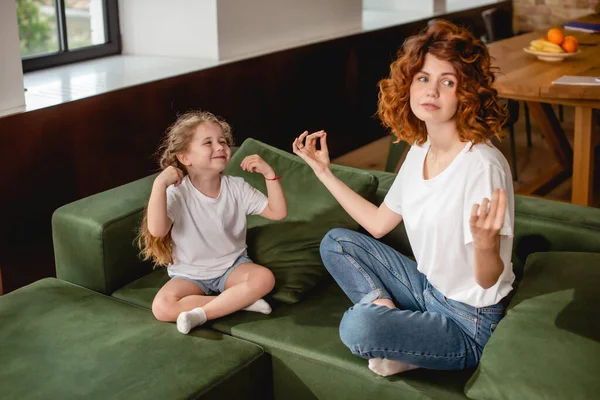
[138, 110, 287, 334]
[293, 20, 514, 375]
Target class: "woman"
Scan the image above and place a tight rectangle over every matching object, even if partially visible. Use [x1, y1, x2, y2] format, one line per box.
[292, 20, 514, 376]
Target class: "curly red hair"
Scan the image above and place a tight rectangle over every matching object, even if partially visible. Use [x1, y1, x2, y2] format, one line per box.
[378, 20, 507, 146]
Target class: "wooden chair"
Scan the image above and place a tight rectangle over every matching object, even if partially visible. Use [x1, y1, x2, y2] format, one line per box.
[482, 7, 534, 180]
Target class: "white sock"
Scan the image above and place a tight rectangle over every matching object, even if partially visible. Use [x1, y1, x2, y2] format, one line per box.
[242, 299, 272, 314]
[368, 358, 419, 377]
[176, 307, 207, 334]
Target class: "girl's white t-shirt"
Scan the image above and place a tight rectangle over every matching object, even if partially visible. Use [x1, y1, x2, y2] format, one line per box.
[166, 174, 268, 280]
[384, 139, 515, 308]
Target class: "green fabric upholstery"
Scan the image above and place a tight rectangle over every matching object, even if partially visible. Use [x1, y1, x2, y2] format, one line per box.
[113, 267, 169, 308]
[223, 138, 379, 303]
[51, 146, 600, 400]
[209, 281, 471, 400]
[0, 278, 270, 399]
[113, 275, 470, 400]
[465, 252, 600, 400]
[52, 174, 157, 294]
[510, 196, 600, 283]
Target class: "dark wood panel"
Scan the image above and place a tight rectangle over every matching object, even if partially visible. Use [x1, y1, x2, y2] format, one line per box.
[0, 2, 511, 293]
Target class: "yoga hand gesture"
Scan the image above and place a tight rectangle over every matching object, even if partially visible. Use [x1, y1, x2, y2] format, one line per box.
[469, 188, 507, 250]
[292, 130, 330, 176]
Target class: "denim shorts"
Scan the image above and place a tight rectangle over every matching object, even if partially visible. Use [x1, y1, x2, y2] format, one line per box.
[168, 254, 253, 295]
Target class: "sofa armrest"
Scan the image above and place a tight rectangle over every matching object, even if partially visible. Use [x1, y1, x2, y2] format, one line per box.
[52, 174, 156, 294]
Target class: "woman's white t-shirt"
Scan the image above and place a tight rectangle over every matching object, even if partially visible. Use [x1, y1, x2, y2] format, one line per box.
[166, 175, 268, 280]
[384, 139, 515, 308]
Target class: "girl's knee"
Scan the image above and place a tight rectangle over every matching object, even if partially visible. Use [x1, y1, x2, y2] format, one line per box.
[249, 267, 275, 295]
[339, 304, 379, 350]
[152, 295, 176, 322]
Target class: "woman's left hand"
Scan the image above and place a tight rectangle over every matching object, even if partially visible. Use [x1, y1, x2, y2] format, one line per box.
[469, 188, 507, 250]
[240, 154, 276, 179]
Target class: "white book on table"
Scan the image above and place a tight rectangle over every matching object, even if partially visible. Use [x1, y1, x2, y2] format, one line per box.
[552, 76, 600, 86]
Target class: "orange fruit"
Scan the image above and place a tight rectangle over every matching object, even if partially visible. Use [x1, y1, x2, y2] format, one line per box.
[547, 28, 564, 45]
[562, 37, 579, 53]
[564, 35, 578, 44]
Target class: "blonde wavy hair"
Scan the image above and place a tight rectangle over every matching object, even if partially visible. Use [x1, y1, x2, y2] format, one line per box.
[378, 19, 508, 146]
[136, 110, 234, 267]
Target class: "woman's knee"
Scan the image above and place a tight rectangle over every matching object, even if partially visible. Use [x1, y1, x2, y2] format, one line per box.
[339, 304, 380, 351]
[320, 228, 358, 263]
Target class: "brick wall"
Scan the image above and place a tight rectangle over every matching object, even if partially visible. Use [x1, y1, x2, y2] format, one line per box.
[513, 0, 599, 32]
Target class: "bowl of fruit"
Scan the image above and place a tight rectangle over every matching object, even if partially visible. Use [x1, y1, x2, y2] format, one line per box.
[524, 28, 580, 62]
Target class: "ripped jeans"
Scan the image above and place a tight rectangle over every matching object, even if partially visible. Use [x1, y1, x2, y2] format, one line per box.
[320, 228, 506, 370]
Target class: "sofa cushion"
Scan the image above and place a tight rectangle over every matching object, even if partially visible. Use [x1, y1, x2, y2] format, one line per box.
[209, 281, 471, 400]
[1, 278, 270, 400]
[465, 252, 600, 400]
[223, 138, 379, 304]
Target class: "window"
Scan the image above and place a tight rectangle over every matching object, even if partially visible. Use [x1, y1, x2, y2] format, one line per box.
[16, 0, 120, 72]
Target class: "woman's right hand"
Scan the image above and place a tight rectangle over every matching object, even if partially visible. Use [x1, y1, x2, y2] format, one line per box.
[292, 130, 331, 176]
[154, 166, 184, 189]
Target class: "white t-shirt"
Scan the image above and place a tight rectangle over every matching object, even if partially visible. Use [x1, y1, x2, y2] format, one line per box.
[384, 139, 515, 308]
[166, 174, 268, 280]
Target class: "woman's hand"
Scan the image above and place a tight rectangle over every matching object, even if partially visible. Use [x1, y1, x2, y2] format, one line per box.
[240, 154, 276, 179]
[154, 166, 184, 189]
[469, 188, 507, 250]
[292, 130, 330, 177]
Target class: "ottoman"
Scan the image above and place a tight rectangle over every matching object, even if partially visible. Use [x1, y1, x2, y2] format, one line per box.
[0, 278, 271, 399]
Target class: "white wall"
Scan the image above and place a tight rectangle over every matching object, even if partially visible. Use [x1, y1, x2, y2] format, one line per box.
[118, 0, 219, 58]
[118, 0, 362, 60]
[364, 0, 446, 13]
[0, 0, 26, 117]
[217, 0, 362, 60]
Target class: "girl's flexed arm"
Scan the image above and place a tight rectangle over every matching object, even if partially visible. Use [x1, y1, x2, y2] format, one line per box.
[147, 166, 184, 237]
[241, 155, 287, 221]
[292, 131, 402, 238]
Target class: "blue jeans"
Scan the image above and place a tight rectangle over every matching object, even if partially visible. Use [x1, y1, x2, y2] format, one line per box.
[320, 228, 506, 371]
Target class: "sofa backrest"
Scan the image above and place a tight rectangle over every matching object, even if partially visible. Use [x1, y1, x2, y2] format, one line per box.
[52, 167, 600, 295]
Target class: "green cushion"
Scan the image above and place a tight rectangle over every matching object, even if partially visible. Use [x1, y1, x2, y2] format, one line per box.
[223, 138, 379, 304]
[210, 281, 470, 400]
[113, 267, 170, 308]
[465, 252, 600, 400]
[1, 278, 270, 400]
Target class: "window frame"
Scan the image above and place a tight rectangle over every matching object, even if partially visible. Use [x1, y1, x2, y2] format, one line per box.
[21, 0, 121, 72]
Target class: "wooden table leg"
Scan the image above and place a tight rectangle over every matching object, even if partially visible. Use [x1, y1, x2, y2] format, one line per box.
[518, 102, 573, 196]
[571, 107, 594, 206]
[527, 102, 572, 168]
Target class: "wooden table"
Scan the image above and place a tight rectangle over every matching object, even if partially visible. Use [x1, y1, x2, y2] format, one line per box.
[487, 14, 600, 206]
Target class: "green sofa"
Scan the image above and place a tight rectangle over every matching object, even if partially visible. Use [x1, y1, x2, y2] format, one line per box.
[2, 139, 600, 399]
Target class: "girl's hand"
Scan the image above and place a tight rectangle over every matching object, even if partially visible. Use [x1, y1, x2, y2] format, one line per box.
[469, 189, 507, 250]
[292, 130, 330, 176]
[240, 154, 276, 179]
[154, 166, 184, 189]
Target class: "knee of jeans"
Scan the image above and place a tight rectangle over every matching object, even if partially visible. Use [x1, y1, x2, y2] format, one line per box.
[320, 228, 357, 257]
[339, 304, 379, 351]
